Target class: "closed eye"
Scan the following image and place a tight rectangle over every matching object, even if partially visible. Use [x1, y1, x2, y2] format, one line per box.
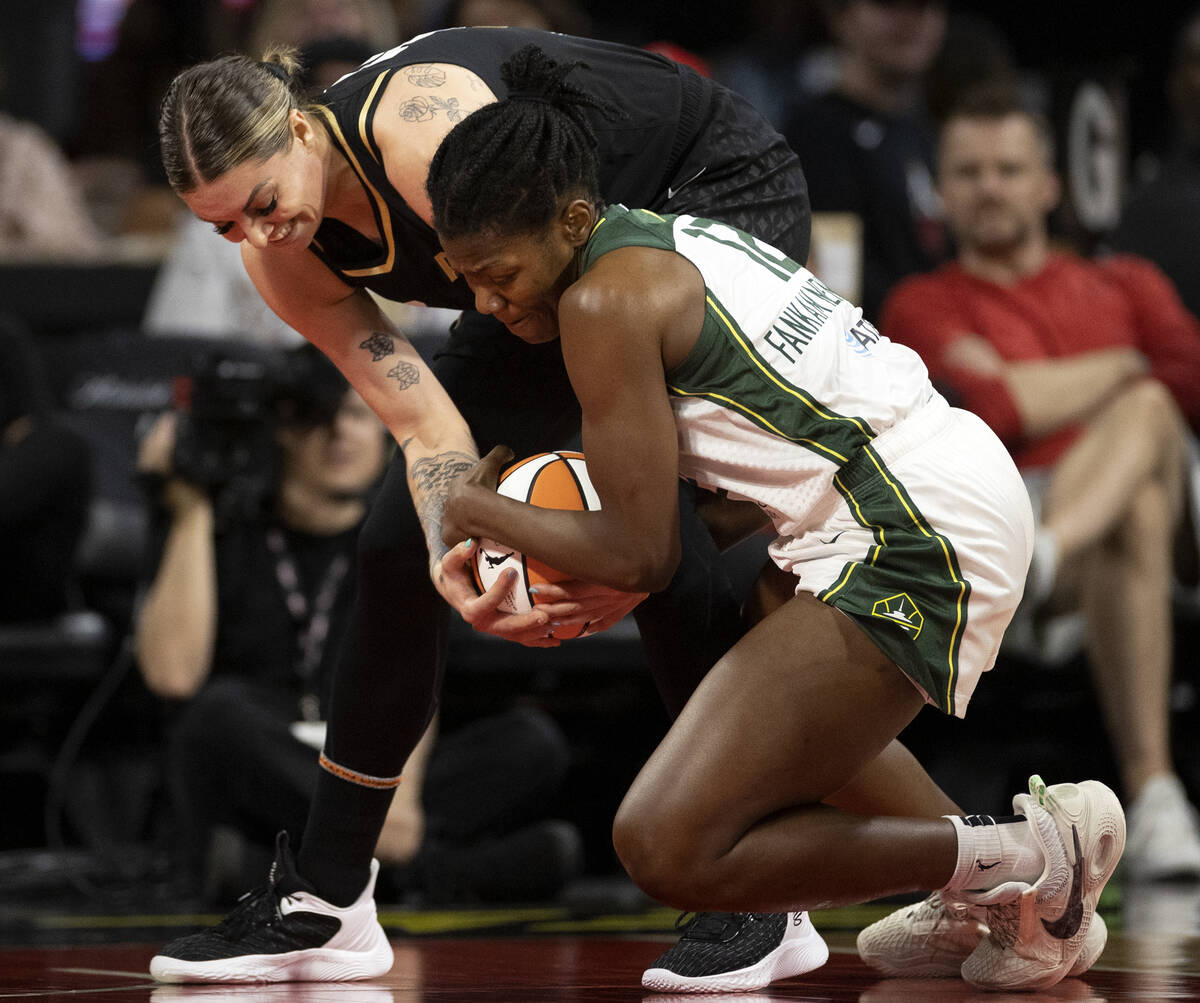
[213, 221, 234, 235]
[257, 196, 278, 217]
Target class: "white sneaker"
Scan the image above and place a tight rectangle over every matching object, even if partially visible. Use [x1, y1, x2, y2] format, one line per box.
[1124, 774, 1200, 882]
[857, 891, 1108, 978]
[958, 776, 1125, 992]
[857, 892, 987, 977]
[641, 911, 828, 993]
[150, 832, 393, 983]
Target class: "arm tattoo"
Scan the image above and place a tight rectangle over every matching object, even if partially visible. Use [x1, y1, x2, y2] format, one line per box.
[405, 64, 447, 88]
[360, 332, 395, 361]
[387, 361, 419, 389]
[409, 449, 476, 563]
[398, 95, 463, 123]
[359, 332, 417, 387]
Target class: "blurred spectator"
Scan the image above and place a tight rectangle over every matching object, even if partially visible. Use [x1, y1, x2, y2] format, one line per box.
[134, 344, 580, 904]
[1109, 4, 1200, 319]
[708, 0, 829, 129]
[68, 0, 239, 237]
[249, 0, 400, 54]
[0, 316, 92, 622]
[0, 56, 103, 258]
[924, 11, 1020, 126]
[298, 34, 377, 93]
[782, 0, 950, 319]
[143, 213, 306, 347]
[881, 85, 1200, 882]
[444, 0, 592, 34]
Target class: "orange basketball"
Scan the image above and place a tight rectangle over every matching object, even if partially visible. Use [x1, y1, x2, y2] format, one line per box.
[472, 451, 600, 639]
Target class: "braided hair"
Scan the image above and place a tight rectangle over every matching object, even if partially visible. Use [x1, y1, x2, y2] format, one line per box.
[159, 47, 314, 194]
[427, 44, 613, 240]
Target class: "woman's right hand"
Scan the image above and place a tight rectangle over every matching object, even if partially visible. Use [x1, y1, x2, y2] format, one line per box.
[435, 538, 563, 647]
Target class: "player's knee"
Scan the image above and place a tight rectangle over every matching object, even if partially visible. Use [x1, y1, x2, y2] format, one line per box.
[1123, 377, 1184, 437]
[612, 797, 710, 906]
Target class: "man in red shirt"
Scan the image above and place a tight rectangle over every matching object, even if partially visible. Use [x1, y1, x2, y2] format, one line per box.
[881, 84, 1200, 883]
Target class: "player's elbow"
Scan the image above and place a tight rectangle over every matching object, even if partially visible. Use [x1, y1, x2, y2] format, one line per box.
[616, 538, 679, 593]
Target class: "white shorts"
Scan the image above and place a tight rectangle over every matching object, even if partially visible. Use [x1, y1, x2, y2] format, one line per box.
[770, 396, 1034, 717]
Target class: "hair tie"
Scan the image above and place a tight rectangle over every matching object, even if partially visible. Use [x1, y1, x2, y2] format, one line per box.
[261, 61, 291, 86]
[506, 90, 556, 106]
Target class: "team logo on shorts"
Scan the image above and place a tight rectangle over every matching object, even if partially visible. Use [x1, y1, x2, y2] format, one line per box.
[871, 593, 924, 637]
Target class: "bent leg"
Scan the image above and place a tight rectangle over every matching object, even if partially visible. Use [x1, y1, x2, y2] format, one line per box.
[1043, 379, 1186, 560]
[613, 592, 958, 912]
[744, 560, 962, 819]
[169, 677, 315, 886]
[1079, 478, 1176, 797]
[1041, 379, 1186, 800]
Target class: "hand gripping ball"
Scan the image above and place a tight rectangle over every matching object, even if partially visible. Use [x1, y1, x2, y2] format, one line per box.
[472, 451, 600, 638]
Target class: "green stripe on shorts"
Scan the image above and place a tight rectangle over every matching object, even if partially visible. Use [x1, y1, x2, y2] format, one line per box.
[818, 444, 971, 715]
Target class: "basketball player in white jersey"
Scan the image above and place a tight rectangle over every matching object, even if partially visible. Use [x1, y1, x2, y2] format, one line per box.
[427, 44, 1125, 994]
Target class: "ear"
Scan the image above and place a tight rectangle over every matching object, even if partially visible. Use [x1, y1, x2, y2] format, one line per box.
[560, 198, 597, 247]
[291, 108, 315, 146]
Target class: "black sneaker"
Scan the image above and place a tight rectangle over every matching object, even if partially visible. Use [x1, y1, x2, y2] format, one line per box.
[150, 832, 393, 983]
[641, 911, 828, 993]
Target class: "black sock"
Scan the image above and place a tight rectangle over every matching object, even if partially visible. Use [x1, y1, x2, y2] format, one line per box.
[296, 767, 395, 907]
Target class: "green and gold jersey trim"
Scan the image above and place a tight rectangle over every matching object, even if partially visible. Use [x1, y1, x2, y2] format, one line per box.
[669, 289, 877, 464]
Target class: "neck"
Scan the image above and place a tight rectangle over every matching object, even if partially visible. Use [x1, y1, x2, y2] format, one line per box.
[314, 116, 364, 220]
[958, 235, 1051, 285]
[277, 478, 365, 534]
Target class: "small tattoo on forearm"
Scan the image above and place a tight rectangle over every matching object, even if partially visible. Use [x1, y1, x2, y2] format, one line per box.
[387, 361, 419, 389]
[398, 95, 462, 123]
[406, 64, 447, 88]
[409, 450, 476, 562]
[360, 332, 395, 361]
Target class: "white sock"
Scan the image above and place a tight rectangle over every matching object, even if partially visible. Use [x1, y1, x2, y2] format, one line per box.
[942, 813, 1045, 894]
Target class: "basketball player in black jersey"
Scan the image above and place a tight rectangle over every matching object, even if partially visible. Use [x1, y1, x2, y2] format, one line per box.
[149, 27, 810, 987]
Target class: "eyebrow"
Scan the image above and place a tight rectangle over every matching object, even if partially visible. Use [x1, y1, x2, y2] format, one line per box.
[198, 181, 270, 226]
[242, 181, 268, 214]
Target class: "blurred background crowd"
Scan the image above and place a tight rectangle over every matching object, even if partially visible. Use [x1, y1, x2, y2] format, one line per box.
[2, 0, 1200, 934]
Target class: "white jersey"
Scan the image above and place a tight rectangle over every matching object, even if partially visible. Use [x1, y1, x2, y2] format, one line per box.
[580, 206, 1033, 718]
[583, 205, 938, 538]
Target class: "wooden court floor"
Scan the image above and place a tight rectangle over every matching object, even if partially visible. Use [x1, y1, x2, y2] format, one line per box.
[3, 878, 1200, 1001]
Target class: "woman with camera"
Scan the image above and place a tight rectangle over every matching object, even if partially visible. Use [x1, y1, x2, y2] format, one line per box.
[135, 345, 579, 909]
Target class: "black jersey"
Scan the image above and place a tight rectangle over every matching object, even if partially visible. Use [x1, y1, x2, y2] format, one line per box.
[310, 27, 715, 310]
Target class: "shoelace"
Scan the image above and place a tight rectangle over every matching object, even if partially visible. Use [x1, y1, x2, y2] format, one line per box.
[216, 884, 286, 940]
[986, 901, 1021, 949]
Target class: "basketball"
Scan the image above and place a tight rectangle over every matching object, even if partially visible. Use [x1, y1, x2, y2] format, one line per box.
[472, 451, 600, 638]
